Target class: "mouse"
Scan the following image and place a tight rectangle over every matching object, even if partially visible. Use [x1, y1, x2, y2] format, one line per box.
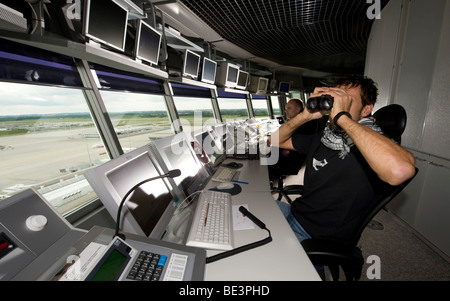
[227, 162, 240, 168]
[216, 182, 234, 190]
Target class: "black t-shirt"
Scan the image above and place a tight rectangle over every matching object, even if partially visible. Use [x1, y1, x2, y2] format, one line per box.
[291, 131, 378, 241]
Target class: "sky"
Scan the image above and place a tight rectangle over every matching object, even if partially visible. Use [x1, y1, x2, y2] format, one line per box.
[0, 81, 268, 117]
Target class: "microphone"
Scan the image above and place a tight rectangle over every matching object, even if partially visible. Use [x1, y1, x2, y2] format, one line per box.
[239, 206, 267, 230]
[206, 206, 272, 264]
[167, 169, 181, 178]
[114, 169, 181, 240]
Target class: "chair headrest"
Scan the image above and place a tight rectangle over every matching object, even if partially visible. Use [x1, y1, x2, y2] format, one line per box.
[373, 104, 407, 144]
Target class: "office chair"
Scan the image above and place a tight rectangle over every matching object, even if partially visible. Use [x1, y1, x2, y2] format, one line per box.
[269, 149, 306, 202]
[284, 104, 418, 280]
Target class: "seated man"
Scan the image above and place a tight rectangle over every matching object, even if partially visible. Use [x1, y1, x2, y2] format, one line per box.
[285, 98, 304, 120]
[270, 75, 416, 243]
[269, 98, 306, 183]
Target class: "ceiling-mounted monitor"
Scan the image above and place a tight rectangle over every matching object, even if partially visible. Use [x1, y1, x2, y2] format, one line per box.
[183, 49, 201, 80]
[279, 82, 291, 94]
[236, 70, 249, 90]
[216, 62, 240, 88]
[134, 20, 162, 66]
[200, 57, 217, 85]
[248, 76, 269, 95]
[83, 0, 129, 52]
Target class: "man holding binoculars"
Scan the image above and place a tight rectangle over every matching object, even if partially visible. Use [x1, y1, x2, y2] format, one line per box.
[270, 75, 416, 246]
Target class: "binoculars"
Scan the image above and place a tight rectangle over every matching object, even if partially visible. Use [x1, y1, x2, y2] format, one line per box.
[306, 94, 334, 111]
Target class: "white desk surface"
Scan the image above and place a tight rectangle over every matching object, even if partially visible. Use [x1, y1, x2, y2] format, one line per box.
[202, 158, 321, 281]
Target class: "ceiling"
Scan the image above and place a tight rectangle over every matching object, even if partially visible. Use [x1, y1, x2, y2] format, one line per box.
[157, 0, 390, 78]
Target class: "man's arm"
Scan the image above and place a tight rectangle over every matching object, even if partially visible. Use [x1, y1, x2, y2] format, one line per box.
[336, 115, 416, 186]
[269, 110, 324, 150]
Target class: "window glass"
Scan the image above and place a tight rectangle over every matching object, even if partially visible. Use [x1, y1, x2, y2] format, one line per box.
[251, 98, 269, 117]
[217, 98, 249, 122]
[270, 96, 281, 115]
[99, 90, 173, 151]
[172, 96, 215, 133]
[0, 82, 102, 215]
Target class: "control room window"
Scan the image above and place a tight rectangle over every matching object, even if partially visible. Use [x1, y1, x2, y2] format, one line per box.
[217, 98, 249, 122]
[0, 82, 102, 216]
[270, 96, 281, 115]
[251, 97, 269, 117]
[99, 90, 173, 151]
[172, 96, 215, 133]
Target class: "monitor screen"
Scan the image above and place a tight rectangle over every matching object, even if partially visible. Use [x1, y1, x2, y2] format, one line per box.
[200, 57, 217, 84]
[151, 132, 209, 201]
[236, 70, 249, 90]
[84, 0, 128, 52]
[183, 49, 201, 79]
[135, 20, 162, 65]
[279, 82, 290, 93]
[227, 64, 239, 85]
[258, 77, 269, 91]
[83, 145, 175, 238]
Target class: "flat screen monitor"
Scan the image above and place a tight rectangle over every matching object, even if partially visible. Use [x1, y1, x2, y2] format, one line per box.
[84, 0, 129, 52]
[236, 70, 249, 90]
[135, 20, 162, 65]
[150, 132, 209, 202]
[206, 126, 229, 165]
[83, 145, 175, 239]
[226, 64, 239, 88]
[200, 57, 217, 85]
[183, 49, 201, 79]
[279, 82, 290, 93]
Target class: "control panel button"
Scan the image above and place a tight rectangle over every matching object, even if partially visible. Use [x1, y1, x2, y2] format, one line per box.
[26, 215, 48, 231]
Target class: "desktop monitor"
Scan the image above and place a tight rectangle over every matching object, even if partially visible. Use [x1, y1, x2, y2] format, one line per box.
[200, 57, 217, 85]
[83, 145, 175, 239]
[249, 76, 269, 94]
[216, 62, 240, 88]
[195, 127, 226, 166]
[279, 82, 290, 94]
[134, 20, 162, 65]
[150, 132, 210, 202]
[183, 49, 201, 79]
[236, 70, 249, 90]
[83, 0, 129, 52]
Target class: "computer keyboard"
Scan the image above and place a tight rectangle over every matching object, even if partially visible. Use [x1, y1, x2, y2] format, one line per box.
[186, 190, 234, 251]
[211, 166, 237, 182]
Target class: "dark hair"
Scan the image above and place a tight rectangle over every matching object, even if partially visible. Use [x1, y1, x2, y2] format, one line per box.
[331, 75, 379, 107]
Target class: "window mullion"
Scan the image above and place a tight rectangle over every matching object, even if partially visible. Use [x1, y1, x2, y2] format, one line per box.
[74, 58, 123, 159]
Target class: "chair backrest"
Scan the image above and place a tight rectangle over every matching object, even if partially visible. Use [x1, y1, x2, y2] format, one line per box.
[373, 104, 407, 144]
[349, 168, 418, 246]
[346, 104, 413, 245]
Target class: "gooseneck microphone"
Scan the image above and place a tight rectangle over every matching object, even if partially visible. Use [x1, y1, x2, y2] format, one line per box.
[114, 169, 181, 240]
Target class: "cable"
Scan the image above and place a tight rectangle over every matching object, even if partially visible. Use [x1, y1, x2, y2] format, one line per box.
[206, 228, 272, 264]
[205, 206, 272, 264]
[175, 190, 204, 213]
